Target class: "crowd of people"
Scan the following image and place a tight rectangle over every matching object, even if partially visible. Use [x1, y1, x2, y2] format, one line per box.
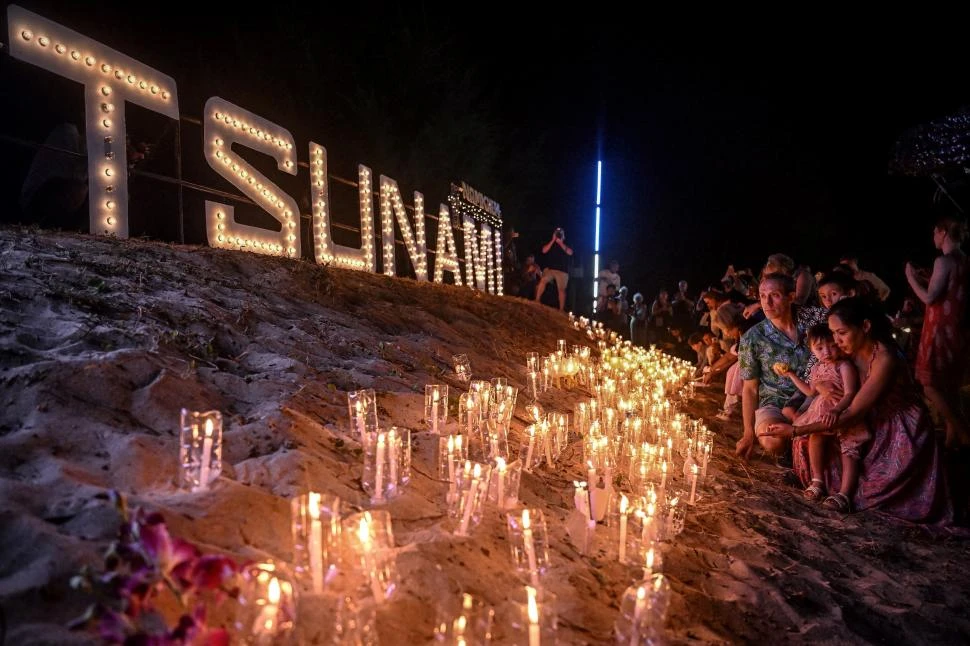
[533, 216, 967, 527]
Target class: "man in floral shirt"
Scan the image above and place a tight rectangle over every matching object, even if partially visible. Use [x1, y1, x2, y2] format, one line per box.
[735, 273, 826, 460]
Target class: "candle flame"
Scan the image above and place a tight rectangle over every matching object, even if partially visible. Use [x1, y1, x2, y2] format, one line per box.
[636, 585, 646, 601]
[692, 463, 699, 475]
[455, 435, 463, 450]
[462, 593, 474, 610]
[647, 547, 655, 569]
[496, 457, 507, 472]
[357, 517, 369, 545]
[268, 576, 281, 603]
[204, 418, 214, 438]
[433, 388, 440, 403]
[620, 494, 628, 513]
[526, 586, 539, 624]
[472, 463, 482, 479]
[522, 508, 531, 529]
[308, 492, 320, 520]
[448, 435, 455, 451]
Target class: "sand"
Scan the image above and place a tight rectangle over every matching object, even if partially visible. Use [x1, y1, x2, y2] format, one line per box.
[1, 227, 968, 645]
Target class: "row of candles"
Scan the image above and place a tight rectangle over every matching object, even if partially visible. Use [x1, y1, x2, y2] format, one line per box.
[174, 321, 708, 643]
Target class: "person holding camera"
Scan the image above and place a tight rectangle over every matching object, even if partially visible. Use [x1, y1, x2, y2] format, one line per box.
[534, 227, 573, 311]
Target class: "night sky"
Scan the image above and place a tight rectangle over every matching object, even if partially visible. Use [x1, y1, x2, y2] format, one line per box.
[3, 3, 968, 311]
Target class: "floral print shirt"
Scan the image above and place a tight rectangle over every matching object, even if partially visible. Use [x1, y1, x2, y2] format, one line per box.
[738, 306, 827, 408]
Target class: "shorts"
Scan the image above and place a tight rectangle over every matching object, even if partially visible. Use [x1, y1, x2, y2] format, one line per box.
[541, 268, 568, 290]
[754, 405, 788, 430]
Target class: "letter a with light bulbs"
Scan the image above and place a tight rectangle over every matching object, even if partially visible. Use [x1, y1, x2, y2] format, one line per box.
[7, 5, 499, 294]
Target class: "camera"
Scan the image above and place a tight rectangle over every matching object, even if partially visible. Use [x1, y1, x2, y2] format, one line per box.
[554, 227, 564, 239]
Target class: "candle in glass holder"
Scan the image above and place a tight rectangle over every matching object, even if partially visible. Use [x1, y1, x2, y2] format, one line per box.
[525, 425, 536, 472]
[702, 440, 712, 480]
[496, 457, 507, 508]
[357, 516, 385, 603]
[690, 463, 699, 505]
[644, 546, 656, 580]
[308, 493, 324, 594]
[618, 494, 629, 563]
[458, 463, 482, 536]
[433, 389, 441, 435]
[198, 418, 214, 491]
[522, 509, 540, 588]
[527, 585, 541, 646]
[374, 433, 386, 503]
[660, 460, 668, 496]
[632, 584, 647, 625]
[253, 576, 281, 637]
[447, 435, 457, 497]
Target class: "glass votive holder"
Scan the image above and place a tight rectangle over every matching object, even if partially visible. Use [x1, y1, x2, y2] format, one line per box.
[331, 593, 378, 646]
[519, 425, 542, 472]
[557, 339, 567, 356]
[347, 389, 378, 438]
[450, 461, 492, 537]
[469, 380, 492, 410]
[505, 509, 551, 588]
[459, 391, 483, 437]
[341, 510, 397, 604]
[434, 592, 495, 645]
[605, 493, 639, 566]
[453, 354, 472, 383]
[361, 427, 411, 505]
[437, 433, 469, 481]
[178, 409, 223, 492]
[234, 561, 297, 645]
[616, 574, 671, 633]
[291, 492, 342, 594]
[525, 352, 540, 372]
[498, 586, 557, 646]
[488, 458, 522, 510]
[490, 377, 508, 394]
[425, 384, 449, 434]
[659, 491, 687, 541]
[492, 385, 518, 413]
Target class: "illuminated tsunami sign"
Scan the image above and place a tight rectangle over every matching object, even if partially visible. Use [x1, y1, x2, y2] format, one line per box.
[6, 5, 500, 294]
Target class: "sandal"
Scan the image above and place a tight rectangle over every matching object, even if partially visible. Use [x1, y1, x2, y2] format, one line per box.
[803, 479, 825, 502]
[821, 493, 851, 512]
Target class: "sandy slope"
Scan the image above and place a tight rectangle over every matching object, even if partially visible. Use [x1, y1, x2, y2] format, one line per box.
[0, 227, 968, 645]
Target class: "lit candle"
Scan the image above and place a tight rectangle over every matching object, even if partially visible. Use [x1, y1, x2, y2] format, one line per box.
[388, 429, 399, 493]
[660, 460, 668, 496]
[618, 494, 629, 563]
[522, 509, 539, 588]
[666, 496, 679, 533]
[447, 435, 456, 497]
[644, 546, 655, 580]
[527, 585, 541, 646]
[355, 400, 365, 437]
[702, 441, 712, 480]
[432, 388, 440, 435]
[458, 463, 481, 536]
[253, 576, 281, 637]
[529, 370, 538, 400]
[374, 433, 386, 503]
[308, 493, 324, 594]
[632, 584, 647, 625]
[690, 463, 699, 505]
[198, 418, 214, 491]
[525, 426, 536, 472]
[357, 517, 384, 602]
[496, 457, 507, 509]
[543, 423, 554, 466]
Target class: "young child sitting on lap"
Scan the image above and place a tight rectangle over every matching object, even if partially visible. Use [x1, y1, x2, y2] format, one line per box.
[771, 324, 870, 511]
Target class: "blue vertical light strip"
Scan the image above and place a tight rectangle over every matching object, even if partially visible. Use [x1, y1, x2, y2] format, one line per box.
[592, 160, 603, 311]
